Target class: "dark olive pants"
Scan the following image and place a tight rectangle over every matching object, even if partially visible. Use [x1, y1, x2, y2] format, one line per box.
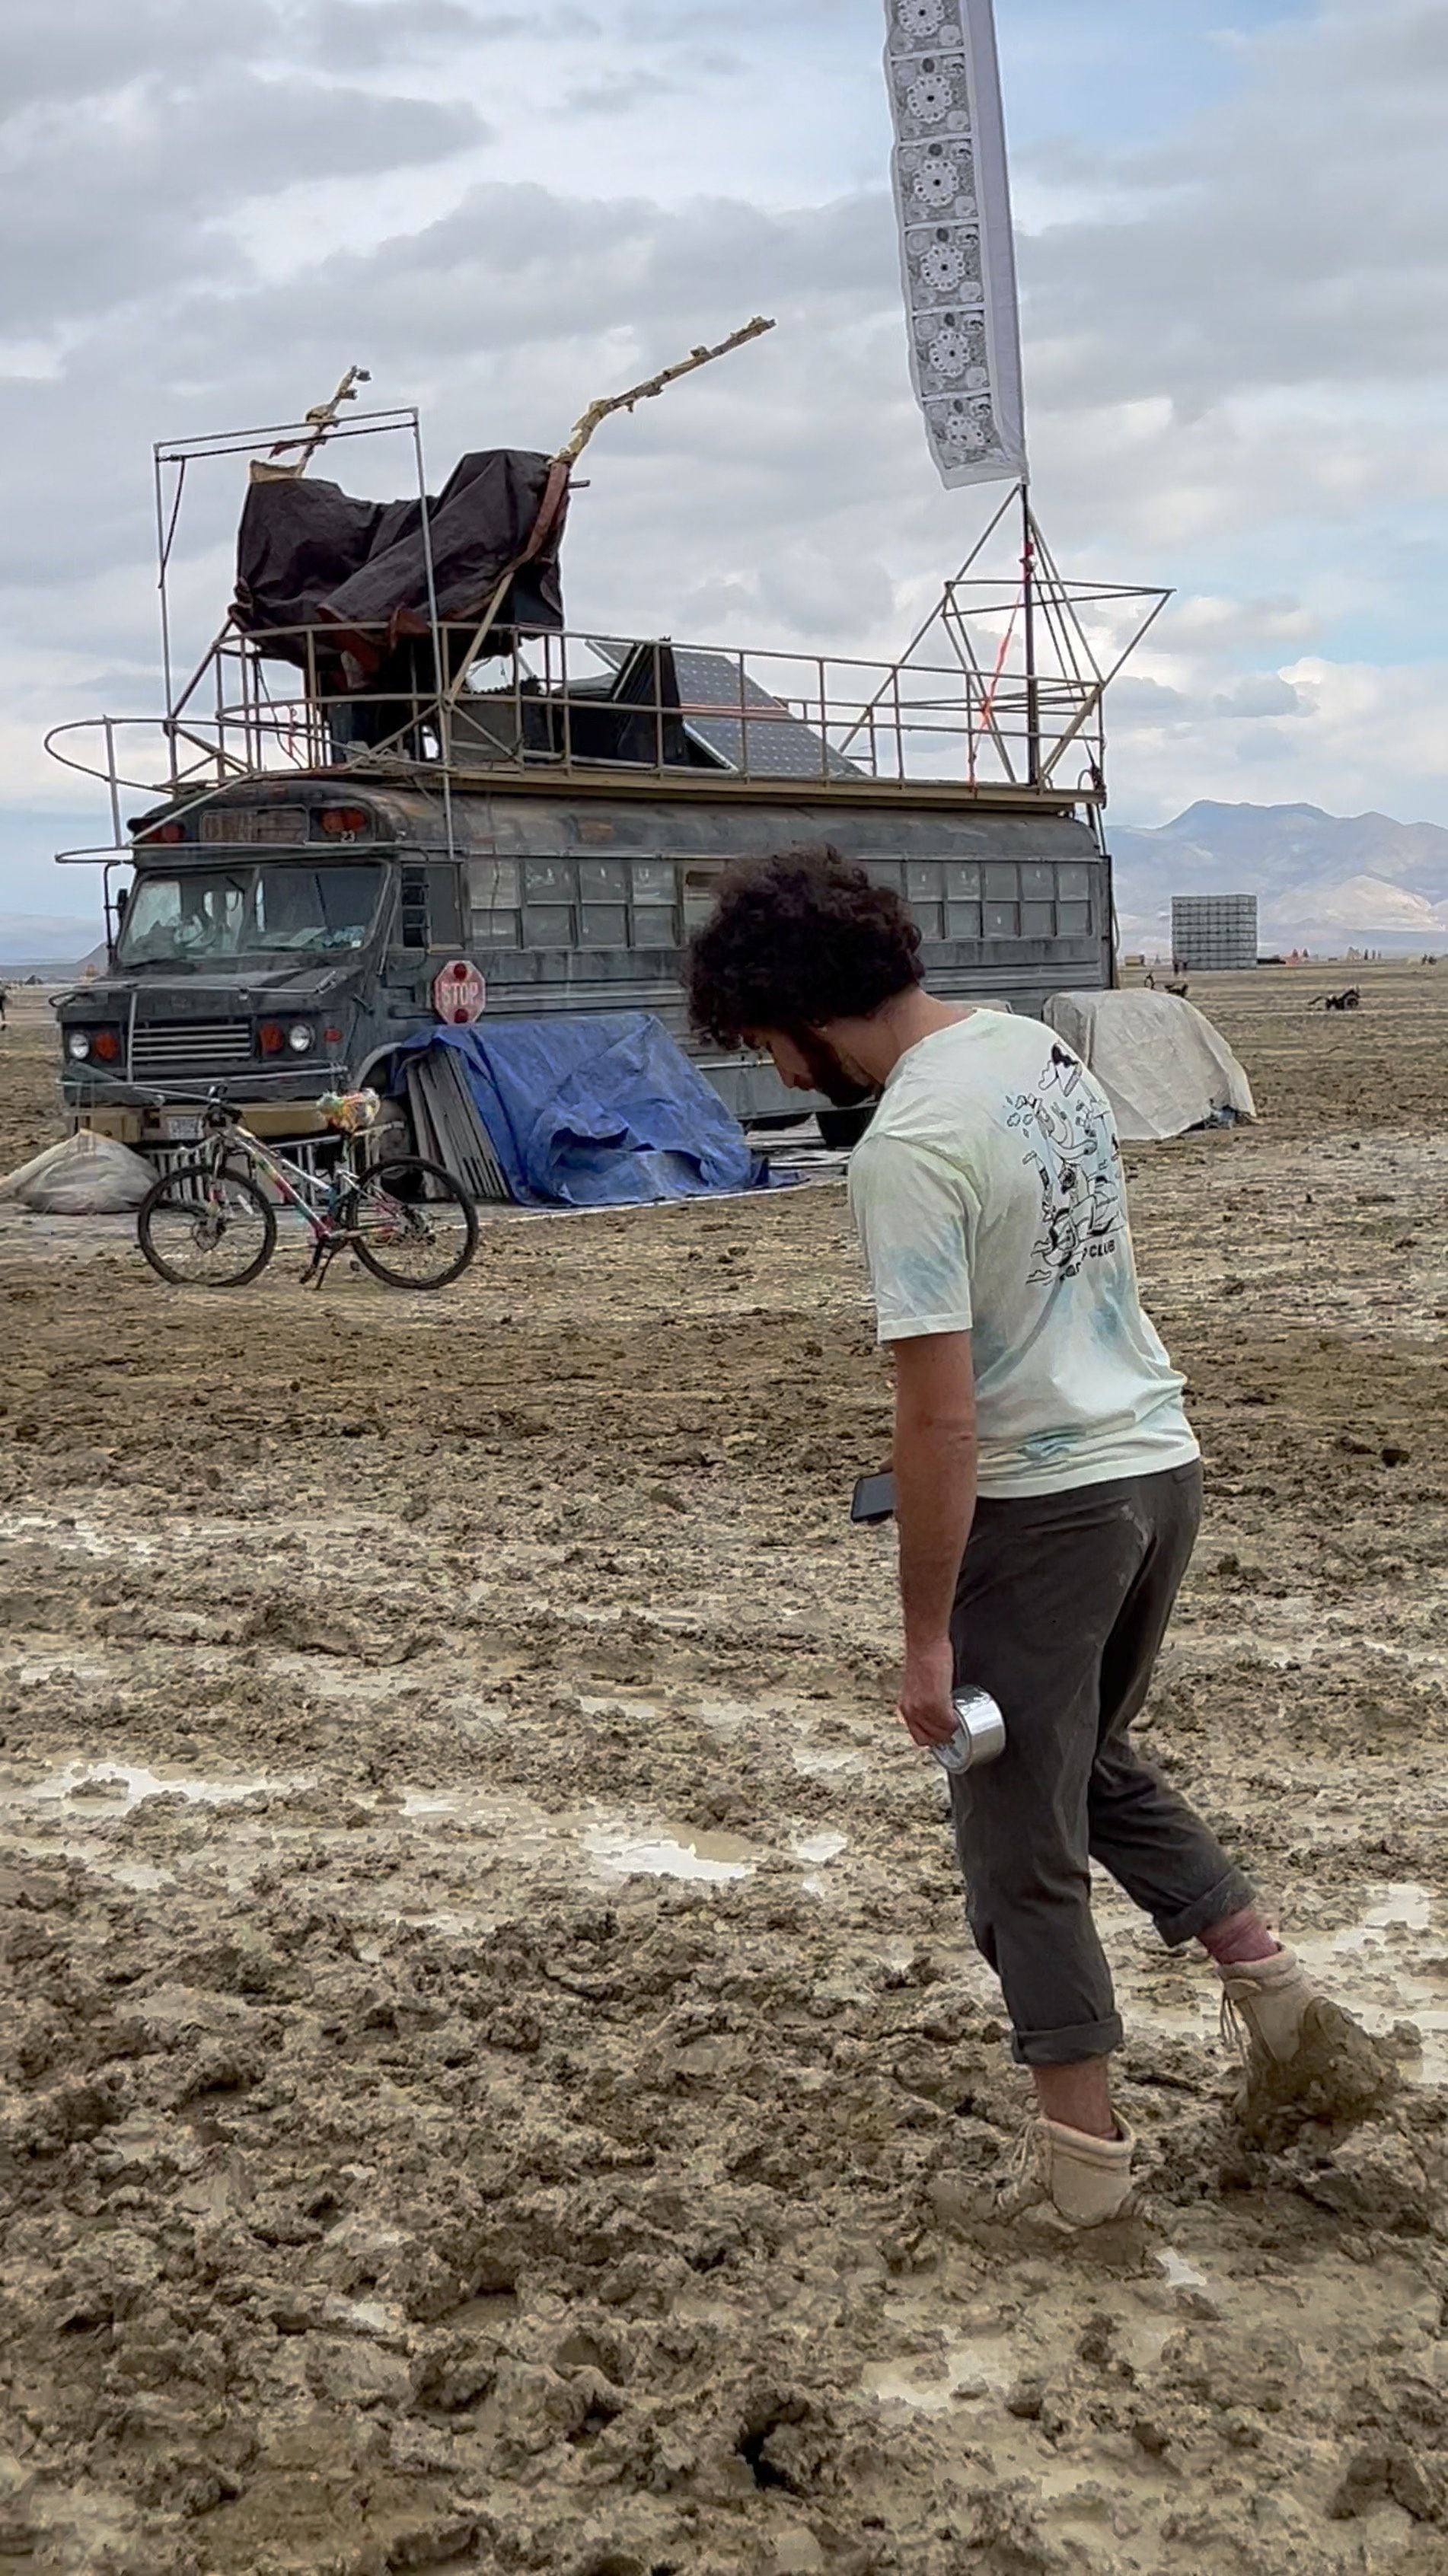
[948, 1462, 1252, 2067]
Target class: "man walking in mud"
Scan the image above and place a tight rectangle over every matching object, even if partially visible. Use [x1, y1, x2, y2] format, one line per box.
[688, 846, 1385, 2230]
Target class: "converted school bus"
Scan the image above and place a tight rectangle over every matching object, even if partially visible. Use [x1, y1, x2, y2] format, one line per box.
[49, 428, 1130, 1167]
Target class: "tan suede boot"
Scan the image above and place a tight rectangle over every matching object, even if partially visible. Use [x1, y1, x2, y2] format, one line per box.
[1217, 1946, 1316, 2062]
[1217, 1946, 1395, 2134]
[999, 2115, 1139, 2230]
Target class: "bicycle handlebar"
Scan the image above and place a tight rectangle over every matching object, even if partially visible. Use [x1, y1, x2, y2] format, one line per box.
[76, 1079, 238, 1122]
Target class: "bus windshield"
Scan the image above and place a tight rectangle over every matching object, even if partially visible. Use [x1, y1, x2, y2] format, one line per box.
[117, 865, 384, 966]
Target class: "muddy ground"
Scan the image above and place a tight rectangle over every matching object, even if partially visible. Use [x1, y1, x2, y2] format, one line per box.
[2, 968, 1447, 2576]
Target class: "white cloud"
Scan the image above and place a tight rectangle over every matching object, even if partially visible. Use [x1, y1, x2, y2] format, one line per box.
[1109, 655, 1448, 824]
[0, 0, 1445, 914]
[1212, 674, 1310, 719]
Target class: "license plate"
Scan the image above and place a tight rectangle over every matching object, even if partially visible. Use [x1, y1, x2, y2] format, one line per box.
[162, 1114, 203, 1141]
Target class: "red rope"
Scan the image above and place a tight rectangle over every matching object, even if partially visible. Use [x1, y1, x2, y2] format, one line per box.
[971, 586, 1023, 785]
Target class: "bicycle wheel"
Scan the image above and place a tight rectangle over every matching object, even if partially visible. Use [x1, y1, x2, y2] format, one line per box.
[349, 1158, 478, 1290]
[138, 1161, 277, 1288]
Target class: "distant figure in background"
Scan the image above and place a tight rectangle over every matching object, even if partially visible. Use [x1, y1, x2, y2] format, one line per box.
[0, 984, 8, 1031]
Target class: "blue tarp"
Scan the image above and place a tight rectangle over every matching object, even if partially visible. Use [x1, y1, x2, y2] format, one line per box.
[396, 1013, 782, 1208]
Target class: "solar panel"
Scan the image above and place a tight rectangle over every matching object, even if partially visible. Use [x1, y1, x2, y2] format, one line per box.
[588, 640, 865, 782]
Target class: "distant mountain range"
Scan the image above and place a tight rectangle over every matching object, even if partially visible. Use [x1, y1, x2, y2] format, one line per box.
[0, 912, 100, 974]
[1111, 805, 1448, 954]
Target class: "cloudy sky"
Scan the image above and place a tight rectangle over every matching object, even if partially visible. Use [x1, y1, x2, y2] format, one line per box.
[2, 0, 1445, 917]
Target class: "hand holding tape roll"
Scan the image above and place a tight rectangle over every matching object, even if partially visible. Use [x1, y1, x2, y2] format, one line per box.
[931, 1687, 1007, 1775]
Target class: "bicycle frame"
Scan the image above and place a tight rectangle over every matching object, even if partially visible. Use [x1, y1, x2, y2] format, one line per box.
[209, 1124, 340, 1240]
[197, 1116, 372, 1283]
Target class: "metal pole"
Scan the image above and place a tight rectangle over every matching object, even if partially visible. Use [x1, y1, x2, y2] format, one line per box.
[1104, 843, 1119, 991]
[154, 448, 176, 718]
[104, 719, 122, 852]
[411, 411, 456, 862]
[1022, 480, 1041, 789]
[307, 628, 320, 769]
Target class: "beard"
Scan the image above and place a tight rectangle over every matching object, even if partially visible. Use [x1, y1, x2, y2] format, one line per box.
[793, 1031, 878, 1109]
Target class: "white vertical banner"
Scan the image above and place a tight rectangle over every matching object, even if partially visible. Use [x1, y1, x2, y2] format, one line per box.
[884, 0, 1029, 489]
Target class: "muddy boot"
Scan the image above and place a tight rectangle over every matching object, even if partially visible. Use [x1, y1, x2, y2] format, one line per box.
[1217, 1947, 1396, 2138]
[997, 2116, 1140, 2232]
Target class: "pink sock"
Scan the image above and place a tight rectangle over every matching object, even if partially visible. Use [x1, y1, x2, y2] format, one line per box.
[1198, 1907, 1281, 1969]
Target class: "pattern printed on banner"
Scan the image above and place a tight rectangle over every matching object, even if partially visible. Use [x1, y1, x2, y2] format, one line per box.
[884, 0, 1029, 489]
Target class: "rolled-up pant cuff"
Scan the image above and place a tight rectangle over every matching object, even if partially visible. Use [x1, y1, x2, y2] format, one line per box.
[1010, 2013, 1124, 2069]
[1155, 1868, 1256, 1951]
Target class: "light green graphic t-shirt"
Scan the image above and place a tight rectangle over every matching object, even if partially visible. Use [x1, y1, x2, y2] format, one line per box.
[847, 1012, 1199, 1500]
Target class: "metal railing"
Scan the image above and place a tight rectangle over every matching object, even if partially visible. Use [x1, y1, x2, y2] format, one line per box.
[46, 584, 1159, 847]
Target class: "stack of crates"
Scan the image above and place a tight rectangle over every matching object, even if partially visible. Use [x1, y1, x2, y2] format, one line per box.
[1170, 894, 1258, 973]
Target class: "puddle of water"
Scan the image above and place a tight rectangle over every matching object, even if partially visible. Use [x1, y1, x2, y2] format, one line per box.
[865, 2335, 1014, 2412]
[0, 1512, 163, 1564]
[1, 1832, 183, 1894]
[1, 1750, 875, 1921]
[264, 1656, 400, 1704]
[792, 1830, 849, 1867]
[1332, 1882, 1433, 1943]
[584, 1825, 757, 1885]
[108, 1861, 172, 1893]
[1296, 1883, 1447, 2082]
[13, 1761, 308, 1812]
[377, 1793, 847, 1893]
[17, 1656, 113, 1688]
[687, 1698, 757, 1737]
[792, 1745, 865, 1780]
[1157, 2249, 1211, 2294]
[1122, 2315, 1175, 2376]
[397, 1792, 770, 1889]
[398, 1905, 496, 1939]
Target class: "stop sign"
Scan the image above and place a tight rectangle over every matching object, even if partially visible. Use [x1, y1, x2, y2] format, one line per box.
[432, 958, 486, 1025]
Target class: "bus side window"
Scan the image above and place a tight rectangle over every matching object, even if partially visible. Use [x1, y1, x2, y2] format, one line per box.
[398, 864, 464, 951]
[683, 862, 725, 930]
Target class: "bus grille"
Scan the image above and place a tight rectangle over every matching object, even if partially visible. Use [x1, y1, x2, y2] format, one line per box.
[130, 1019, 254, 1079]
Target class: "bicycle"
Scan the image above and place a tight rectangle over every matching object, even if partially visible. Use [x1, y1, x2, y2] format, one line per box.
[136, 1088, 479, 1291]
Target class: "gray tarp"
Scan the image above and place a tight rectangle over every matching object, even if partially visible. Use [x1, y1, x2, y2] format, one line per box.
[1043, 990, 1256, 1143]
[0, 1132, 155, 1213]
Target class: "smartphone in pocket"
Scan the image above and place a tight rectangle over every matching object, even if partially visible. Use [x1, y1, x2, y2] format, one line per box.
[850, 1471, 897, 1527]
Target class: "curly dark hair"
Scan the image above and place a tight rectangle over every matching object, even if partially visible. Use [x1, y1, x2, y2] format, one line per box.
[685, 844, 923, 1047]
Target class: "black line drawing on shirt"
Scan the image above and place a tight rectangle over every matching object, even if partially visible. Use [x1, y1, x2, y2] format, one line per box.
[1005, 1045, 1124, 1283]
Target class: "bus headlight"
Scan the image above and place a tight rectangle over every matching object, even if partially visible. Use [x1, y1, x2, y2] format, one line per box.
[66, 1031, 92, 1060]
[287, 1022, 315, 1054]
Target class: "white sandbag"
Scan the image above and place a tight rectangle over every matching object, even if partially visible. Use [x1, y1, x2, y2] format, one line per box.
[1044, 990, 1256, 1144]
[0, 1130, 157, 1213]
